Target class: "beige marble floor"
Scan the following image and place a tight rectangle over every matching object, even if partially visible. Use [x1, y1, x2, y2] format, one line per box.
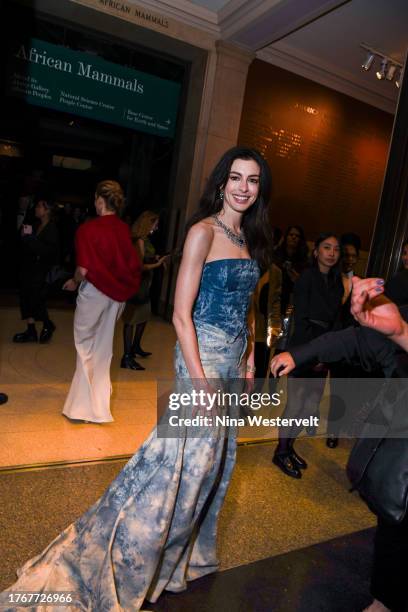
[0, 306, 334, 470]
[0, 306, 176, 468]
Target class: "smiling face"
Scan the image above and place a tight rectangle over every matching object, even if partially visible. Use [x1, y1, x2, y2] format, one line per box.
[314, 236, 340, 273]
[222, 158, 260, 214]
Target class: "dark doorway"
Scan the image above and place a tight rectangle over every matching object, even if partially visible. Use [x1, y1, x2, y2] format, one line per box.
[0, 0, 187, 292]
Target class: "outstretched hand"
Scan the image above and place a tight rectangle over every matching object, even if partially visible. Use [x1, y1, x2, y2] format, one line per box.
[270, 351, 295, 377]
[351, 277, 405, 339]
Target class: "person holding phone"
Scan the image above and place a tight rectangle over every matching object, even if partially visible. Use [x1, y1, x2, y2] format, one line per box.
[13, 193, 59, 344]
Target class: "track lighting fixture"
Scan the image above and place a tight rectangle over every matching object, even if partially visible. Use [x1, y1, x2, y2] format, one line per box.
[360, 43, 404, 88]
[376, 58, 387, 80]
[362, 53, 375, 71]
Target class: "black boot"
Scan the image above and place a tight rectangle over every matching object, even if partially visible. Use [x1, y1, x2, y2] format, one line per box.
[120, 354, 145, 370]
[121, 324, 145, 370]
[13, 323, 38, 343]
[40, 320, 56, 343]
[287, 439, 308, 469]
[272, 452, 302, 479]
[273, 436, 302, 478]
[132, 322, 152, 357]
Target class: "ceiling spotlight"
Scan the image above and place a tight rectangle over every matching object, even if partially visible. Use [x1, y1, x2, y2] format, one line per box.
[362, 52, 375, 71]
[376, 58, 387, 80]
[386, 64, 397, 80]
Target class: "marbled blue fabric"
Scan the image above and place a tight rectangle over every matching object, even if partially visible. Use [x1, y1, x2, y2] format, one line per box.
[3, 259, 259, 612]
[194, 258, 260, 337]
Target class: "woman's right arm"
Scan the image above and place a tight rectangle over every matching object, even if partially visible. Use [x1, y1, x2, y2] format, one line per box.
[172, 223, 212, 379]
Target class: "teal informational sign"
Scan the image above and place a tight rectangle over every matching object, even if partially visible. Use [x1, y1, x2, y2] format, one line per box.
[7, 38, 181, 138]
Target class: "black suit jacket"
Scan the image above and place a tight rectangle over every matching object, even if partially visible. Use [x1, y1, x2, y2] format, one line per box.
[290, 305, 408, 377]
[290, 267, 344, 347]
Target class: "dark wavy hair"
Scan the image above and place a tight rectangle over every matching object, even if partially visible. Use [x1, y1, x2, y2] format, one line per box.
[278, 225, 309, 263]
[34, 191, 56, 219]
[340, 232, 361, 256]
[185, 147, 273, 270]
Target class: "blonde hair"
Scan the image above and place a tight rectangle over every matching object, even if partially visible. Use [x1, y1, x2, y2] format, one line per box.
[131, 210, 159, 239]
[95, 180, 124, 214]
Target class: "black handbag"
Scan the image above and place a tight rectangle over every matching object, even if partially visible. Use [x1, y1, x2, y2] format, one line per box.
[346, 379, 408, 524]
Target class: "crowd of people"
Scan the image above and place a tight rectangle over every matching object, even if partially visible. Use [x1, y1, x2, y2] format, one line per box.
[2, 147, 407, 612]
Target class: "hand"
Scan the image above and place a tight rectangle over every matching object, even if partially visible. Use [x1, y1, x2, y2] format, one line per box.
[63, 278, 79, 291]
[191, 379, 217, 418]
[350, 277, 405, 337]
[270, 351, 295, 377]
[157, 254, 170, 269]
[21, 224, 33, 236]
[244, 371, 255, 394]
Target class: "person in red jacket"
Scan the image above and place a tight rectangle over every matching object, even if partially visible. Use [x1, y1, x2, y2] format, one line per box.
[62, 180, 141, 423]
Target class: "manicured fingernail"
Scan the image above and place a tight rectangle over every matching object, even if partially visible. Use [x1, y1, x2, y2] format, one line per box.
[376, 279, 384, 285]
[376, 287, 383, 292]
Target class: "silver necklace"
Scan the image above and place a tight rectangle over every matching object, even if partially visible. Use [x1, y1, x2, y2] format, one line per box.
[213, 214, 246, 249]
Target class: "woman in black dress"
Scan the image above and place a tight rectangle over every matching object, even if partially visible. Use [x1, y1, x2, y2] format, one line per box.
[273, 225, 309, 315]
[13, 193, 59, 344]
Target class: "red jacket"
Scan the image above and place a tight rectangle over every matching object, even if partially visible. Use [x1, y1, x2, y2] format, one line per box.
[75, 215, 141, 301]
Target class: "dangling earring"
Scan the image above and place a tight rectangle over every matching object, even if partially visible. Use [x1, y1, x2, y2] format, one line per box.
[219, 190, 224, 200]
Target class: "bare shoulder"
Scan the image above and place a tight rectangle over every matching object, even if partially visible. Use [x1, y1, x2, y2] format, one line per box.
[184, 219, 214, 261]
[185, 219, 214, 246]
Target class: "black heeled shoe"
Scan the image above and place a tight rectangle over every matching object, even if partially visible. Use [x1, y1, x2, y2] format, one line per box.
[290, 449, 308, 469]
[120, 354, 145, 371]
[40, 321, 56, 344]
[13, 328, 38, 343]
[272, 453, 302, 479]
[326, 436, 339, 449]
[133, 348, 152, 358]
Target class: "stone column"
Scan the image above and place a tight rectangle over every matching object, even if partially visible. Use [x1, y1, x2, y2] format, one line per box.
[199, 41, 255, 191]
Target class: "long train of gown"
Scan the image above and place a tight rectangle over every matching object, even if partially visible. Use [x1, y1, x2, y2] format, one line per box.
[3, 259, 259, 611]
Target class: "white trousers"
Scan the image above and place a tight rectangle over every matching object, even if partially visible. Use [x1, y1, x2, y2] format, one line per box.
[62, 281, 124, 423]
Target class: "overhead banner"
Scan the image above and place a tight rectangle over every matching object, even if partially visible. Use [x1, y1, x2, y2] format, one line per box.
[6, 37, 181, 137]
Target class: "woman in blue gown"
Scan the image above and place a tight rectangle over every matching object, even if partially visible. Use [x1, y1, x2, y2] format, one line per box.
[3, 147, 272, 611]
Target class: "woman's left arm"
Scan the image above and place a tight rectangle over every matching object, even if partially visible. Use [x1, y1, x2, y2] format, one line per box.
[63, 266, 88, 291]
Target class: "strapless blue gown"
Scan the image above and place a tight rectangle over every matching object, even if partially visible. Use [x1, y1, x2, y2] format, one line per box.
[3, 259, 259, 612]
